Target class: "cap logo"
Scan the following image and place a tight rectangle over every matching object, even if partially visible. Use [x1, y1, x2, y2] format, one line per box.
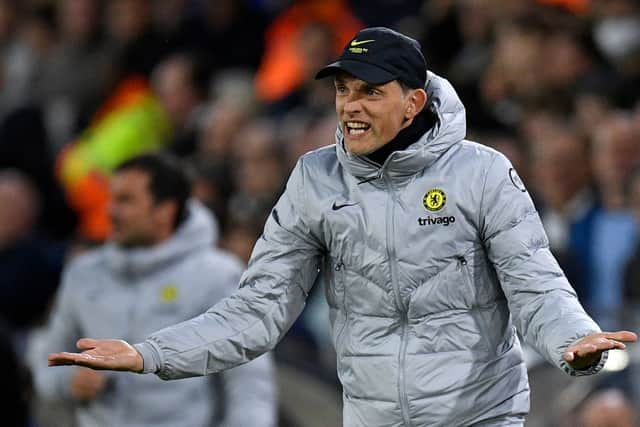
[350, 39, 375, 47]
[349, 39, 374, 54]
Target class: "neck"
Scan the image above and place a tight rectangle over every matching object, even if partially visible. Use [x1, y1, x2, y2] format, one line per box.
[365, 109, 437, 165]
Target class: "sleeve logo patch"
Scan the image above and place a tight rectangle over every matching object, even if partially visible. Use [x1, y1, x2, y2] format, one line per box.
[423, 189, 447, 212]
[509, 168, 527, 192]
[160, 284, 178, 303]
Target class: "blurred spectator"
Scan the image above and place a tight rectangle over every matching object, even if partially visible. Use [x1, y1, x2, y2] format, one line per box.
[528, 126, 596, 300]
[29, 153, 276, 427]
[280, 108, 337, 170]
[266, 21, 337, 114]
[220, 220, 264, 264]
[623, 169, 640, 328]
[37, 0, 115, 150]
[0, 3, 56, 118]
[181, 0, 269, 71]
[0, 107, 77, 239]
[0, 320, 29, 427]
[591, 0, 640, 107]
[0, 169, 65, 329]
[577, 389, 637, 427]
[104, 0, 167, 79]
[254, 0, 362, 103]
[589, 113, 640, 328]
[151, 52, 211, 157]
[225, 119, 286, 232]
[447, 0, 494, 88]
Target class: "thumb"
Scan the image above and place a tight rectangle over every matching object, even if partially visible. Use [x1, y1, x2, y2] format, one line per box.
[77, 338, 98, 351]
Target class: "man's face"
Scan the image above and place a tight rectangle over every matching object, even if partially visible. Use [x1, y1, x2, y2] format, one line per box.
[109, 169, 166, 247]
[335, 72, 416, 156]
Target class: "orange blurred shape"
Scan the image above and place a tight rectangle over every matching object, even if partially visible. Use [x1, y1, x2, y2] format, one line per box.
[65, 172, 111, 241]
[255, 0, 363, 102]
[537, 0, 589, 14]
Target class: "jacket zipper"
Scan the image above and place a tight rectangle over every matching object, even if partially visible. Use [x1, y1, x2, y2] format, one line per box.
[384, 174, 412, 427]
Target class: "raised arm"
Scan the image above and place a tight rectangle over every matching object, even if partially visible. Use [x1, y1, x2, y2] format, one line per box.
[49, 157, 325, 379]
[479, 152, 636, 375]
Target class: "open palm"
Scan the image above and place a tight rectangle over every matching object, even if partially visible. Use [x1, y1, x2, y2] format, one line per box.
[48, 338, 143, 372]
[563, 331, 637, 370]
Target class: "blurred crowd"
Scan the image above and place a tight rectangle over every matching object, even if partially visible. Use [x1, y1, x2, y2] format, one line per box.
[0, 0, 639, 426]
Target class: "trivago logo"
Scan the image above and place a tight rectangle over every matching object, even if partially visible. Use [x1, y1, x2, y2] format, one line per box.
[418, 216, 456, 226]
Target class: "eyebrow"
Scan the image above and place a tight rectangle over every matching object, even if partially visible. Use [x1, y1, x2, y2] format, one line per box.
[334, 78, 383, 93]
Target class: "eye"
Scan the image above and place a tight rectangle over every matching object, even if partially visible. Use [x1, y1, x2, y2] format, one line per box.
[366, 88, 380, 96]
[335, 84, 347, 94]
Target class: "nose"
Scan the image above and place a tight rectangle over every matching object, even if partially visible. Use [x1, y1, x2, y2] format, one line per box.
[343, 96, 362, 115]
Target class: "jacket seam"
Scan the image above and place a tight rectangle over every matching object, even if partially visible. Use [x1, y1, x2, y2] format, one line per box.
[483, 209, 539, 243]
[478, 153, 500, 238]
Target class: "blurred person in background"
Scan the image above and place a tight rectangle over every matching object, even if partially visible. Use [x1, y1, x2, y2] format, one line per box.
[266, 21, 338, 115]
[0, 106, 77, 240]
[254, 0, 362, 104]
[623, 169, 640, 328]
[30, 153, 276, 427]
[0, 320, 29, 427]
[589, 113, 640, 329]
[280, 108, 338, 171]
[591, 0, 640, 108]
[226, 119, 287, 229]
[104, 0, 166, 79]
[528, 125, 597, 303]
[198, 98, 254, 164]
[186, 0, 268, 71]
[151, 51, 212, 157]
[576, 389, 637, 427]
[0, 3, 57, 118]
[36, 0, 114, 151]
[0, 169, 65, 330]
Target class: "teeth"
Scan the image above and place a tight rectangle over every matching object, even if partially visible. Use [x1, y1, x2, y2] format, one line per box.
[350, 128, 366, 135]
[346, 121, 369, 129]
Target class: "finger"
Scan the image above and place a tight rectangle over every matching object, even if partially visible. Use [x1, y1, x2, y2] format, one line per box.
[563, 351, 575, 362]
[601, 331, 638, 343]
[575, 343, 599, 357]
[48, 352, 83, 366]
[49, 351, 108, 369]
[574, 338, 622, 357]
[77, 338, 99, 350]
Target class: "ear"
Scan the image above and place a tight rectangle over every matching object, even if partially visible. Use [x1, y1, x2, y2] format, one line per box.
[156, 200, 178, 231]
[404, 89, 428, 121]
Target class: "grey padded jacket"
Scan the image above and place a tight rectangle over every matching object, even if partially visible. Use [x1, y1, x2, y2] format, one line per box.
[136, 73, 605, 427]
[30, 202, 276, 427]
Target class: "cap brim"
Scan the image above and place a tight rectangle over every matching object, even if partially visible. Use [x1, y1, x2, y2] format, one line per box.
[315, 59, 397, 85]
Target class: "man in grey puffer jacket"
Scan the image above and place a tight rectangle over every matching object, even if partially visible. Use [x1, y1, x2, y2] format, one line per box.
[34, 154, 276, 427]
[49, 28, 636, 427]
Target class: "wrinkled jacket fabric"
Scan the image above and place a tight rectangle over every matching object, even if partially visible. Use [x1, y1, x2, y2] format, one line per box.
[30, 201, 276, 427]
[136, 74, 604, 427]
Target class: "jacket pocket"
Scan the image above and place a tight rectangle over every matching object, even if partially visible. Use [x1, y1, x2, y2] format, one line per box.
[458, 256, 494, 353]
[325, 256, 346, 308]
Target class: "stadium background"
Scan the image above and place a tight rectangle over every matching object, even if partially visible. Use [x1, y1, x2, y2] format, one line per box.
[0, 0, 639, 425]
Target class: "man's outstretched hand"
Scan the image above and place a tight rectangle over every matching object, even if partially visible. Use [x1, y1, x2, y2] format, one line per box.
[48, 338, 144, 373]
[563, 331, 638, 370]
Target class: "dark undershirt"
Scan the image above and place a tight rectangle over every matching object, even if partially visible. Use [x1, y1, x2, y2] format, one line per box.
[365, 108, 437, 166]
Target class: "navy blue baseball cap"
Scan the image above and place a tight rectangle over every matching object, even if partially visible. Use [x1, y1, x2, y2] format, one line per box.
[315, 27, 427, 89]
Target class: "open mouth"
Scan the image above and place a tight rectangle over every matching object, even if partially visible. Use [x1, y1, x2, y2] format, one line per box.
[345, 121, 371, 136]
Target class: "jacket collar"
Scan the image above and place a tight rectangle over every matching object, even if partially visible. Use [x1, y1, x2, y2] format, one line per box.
[336, 72, 466, 182]
[103, 200, 219, 279]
